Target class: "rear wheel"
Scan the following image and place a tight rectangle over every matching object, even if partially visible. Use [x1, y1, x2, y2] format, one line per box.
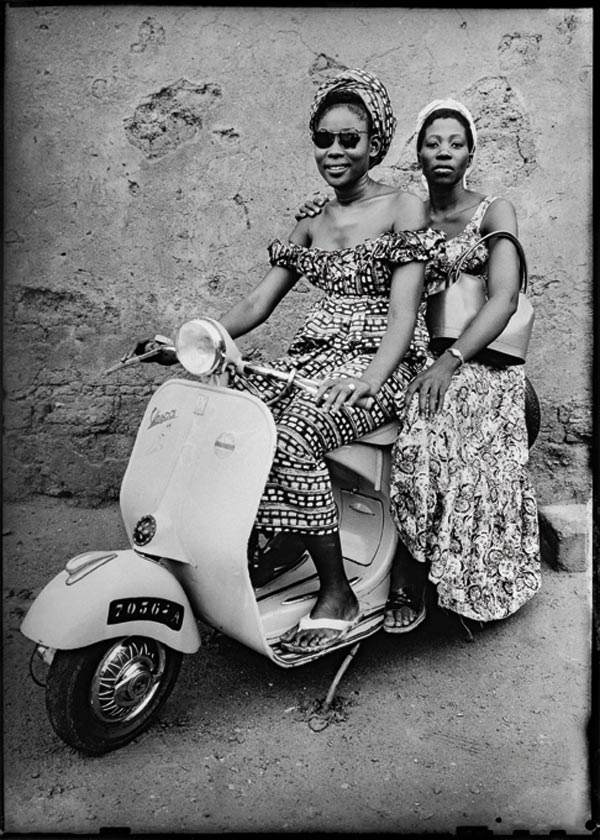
[46, 636, 182, 755]
[524, 376, 541, 448]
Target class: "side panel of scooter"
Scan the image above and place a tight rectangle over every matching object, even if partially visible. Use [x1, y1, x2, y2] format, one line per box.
[119, 379, 277, 657]
[255, 451, 398, 664]
[20, 550, 201, 653]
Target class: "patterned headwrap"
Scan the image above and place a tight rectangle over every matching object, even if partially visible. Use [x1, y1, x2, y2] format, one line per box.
[414, 98, 477, 153]
[309, 68, 397, 168]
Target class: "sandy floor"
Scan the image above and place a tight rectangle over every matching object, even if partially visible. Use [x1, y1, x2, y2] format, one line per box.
[3, 496, 593, 835]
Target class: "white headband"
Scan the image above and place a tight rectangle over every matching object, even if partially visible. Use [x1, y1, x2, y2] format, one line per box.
[415, 98, 477, 152]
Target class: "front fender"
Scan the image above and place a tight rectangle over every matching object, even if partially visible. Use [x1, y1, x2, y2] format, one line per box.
[20, 549, 201, 654]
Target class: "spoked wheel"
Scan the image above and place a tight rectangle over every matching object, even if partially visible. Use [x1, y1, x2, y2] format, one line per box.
[46, 636, 182, 755]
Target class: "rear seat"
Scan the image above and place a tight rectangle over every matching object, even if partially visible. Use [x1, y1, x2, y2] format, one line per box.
[326, 420, 399, 491]
[355, 420, 398, 446]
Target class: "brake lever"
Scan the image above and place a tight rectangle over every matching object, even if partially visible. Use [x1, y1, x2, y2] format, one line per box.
[104, 335, 174, 375]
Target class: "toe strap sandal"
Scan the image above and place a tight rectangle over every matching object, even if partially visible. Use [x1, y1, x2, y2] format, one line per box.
[383, 587, 426, 634]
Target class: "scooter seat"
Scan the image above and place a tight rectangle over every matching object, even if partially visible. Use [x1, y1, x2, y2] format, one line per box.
[355, 420, 399, 446]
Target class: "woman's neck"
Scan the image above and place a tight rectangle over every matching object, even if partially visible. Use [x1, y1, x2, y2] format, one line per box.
[427, 182, 481, 225]
[428, 181, 468, 213]
[334, 174, 381, 205]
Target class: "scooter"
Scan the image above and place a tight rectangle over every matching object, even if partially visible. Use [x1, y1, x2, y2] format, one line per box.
[21, 318, 541, 755]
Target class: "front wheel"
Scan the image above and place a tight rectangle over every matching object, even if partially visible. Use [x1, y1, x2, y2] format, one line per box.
[46, 636, 182, 755]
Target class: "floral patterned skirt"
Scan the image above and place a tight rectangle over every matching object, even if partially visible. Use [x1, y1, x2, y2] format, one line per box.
[390, 359, 541, 621]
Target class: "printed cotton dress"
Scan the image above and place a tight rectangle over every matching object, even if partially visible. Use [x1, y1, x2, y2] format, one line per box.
[231, 229, 445, 535]
[390, 197, 541, 621]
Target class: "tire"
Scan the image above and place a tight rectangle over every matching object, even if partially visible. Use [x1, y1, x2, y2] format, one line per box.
[46, 636, 182, 755]
[524, 376, 541, 449]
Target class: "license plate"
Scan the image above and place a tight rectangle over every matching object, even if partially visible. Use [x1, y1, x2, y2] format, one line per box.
[107, 597, 184, 631]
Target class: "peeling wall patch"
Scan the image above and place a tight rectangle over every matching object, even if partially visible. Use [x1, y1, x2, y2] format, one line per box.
[124, 79, 222, 159]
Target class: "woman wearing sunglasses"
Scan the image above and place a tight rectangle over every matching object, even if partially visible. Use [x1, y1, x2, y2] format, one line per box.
[215, 69, 444, 653]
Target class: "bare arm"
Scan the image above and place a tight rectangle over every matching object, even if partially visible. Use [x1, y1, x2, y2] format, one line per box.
[405, 197, 522, 416]
[358, 192, 428, 387]
[317, 259, 425, 411]
[391, 191, 429, 232]
[318, 192, 428, 410]
[127, 218, 311, 365]
[219, 219, 311, 340]
[218, 265, 298, 340]
[361, 262, 425, 390]
[441, 197, 520, 361]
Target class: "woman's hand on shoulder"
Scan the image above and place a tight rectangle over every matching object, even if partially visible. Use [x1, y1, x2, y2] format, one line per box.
[392, 191, 428, 232]
[294, 192, 331, 221]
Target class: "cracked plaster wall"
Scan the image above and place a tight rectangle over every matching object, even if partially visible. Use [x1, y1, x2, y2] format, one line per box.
[3, 6, 593, 505]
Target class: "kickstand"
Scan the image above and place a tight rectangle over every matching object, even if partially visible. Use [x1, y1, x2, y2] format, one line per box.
[323, 641, 362, 711]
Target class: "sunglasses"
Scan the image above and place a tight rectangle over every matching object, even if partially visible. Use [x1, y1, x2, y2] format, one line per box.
[311, 129, 369, 149]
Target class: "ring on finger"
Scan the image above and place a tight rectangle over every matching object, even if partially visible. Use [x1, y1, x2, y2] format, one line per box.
[347, 382, 356, 392]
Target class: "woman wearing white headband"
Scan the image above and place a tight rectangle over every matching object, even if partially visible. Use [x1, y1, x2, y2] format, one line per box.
[386, 99, 541, 632]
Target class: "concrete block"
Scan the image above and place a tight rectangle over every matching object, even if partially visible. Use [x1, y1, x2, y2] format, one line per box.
[538, 501, 592, 573]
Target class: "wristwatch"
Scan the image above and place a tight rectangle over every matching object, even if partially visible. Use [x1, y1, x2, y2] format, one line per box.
[445, 347, 465, 366]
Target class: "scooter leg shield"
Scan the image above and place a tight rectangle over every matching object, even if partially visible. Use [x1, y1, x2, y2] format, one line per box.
[20, 549, 201, 654]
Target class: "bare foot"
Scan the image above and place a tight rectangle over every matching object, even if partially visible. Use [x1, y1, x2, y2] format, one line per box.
[281, 591, 359, 652]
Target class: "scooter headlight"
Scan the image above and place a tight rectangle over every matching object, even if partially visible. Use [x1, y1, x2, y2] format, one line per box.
[175, 318, 227, 376]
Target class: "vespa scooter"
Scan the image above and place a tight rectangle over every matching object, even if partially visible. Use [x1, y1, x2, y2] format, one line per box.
[21, 316, 541, 754]
[21, 317, 409, 754]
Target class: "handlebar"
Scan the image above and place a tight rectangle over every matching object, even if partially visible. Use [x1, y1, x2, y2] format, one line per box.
[239, 361, 374, 410]
[105, 335, 373, 409]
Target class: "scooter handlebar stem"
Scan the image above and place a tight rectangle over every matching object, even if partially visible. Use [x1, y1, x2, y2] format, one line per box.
[235, 360, 373, 409]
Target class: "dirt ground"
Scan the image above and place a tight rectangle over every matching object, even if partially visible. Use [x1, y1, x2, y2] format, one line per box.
[2, 496, 594, 836]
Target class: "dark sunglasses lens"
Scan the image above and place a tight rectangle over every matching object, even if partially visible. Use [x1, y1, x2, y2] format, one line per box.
[312, 131, 334, 148]
[312, 131, 363, 149]
[339, 132, 361, 148]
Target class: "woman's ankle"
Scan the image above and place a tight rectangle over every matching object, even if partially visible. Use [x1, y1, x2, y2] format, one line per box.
[390, 546, 427, 592]
[312, 587, 359, 620]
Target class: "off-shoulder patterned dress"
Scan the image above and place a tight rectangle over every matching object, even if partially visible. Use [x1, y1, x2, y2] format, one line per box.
[230, 229, 445, 535]
[390, 198, 541, 621]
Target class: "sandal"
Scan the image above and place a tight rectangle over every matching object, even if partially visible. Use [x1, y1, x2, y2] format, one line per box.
[280, 613, 361, 654]
[383, 586, 426, 634]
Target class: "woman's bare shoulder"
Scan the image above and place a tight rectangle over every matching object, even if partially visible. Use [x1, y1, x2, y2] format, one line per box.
[288, 215, 314, 246]
[481, 196, 518, 234]
[389, 189, 428, 230]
